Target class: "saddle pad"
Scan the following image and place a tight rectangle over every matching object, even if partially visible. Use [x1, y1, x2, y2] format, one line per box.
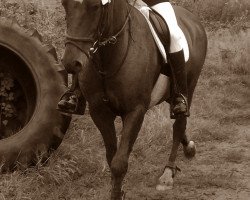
[129, 0, 189, 62]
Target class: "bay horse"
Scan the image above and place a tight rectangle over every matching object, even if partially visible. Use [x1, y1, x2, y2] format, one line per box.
[61, 0, 207, 199]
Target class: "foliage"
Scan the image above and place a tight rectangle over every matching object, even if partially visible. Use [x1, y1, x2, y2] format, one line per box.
[0, 71, 17, 127]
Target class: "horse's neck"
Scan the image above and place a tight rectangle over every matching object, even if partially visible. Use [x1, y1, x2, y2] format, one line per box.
[112, 0, 128, 30]
[100, 0, 129, 71]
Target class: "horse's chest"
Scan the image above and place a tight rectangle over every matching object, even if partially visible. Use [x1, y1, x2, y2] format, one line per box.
[82, 69, 150, 112]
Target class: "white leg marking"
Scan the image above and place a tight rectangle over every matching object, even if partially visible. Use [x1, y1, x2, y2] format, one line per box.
[184, 140, 196, 159]
[156, 168, 173, 191]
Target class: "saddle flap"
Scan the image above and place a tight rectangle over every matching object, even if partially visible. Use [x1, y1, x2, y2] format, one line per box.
[149, 10, 170, 53]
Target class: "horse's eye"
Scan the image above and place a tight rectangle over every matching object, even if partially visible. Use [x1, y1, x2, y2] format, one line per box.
[92, 5, 100, 11]
[87, 1, 101, 11]
[88, 4, 100, 11]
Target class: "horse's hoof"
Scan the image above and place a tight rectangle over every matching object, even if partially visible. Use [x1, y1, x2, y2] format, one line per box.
[156, 167, 173, 191]
[156, 183, 173, 191]
[183, 141, 196, 159]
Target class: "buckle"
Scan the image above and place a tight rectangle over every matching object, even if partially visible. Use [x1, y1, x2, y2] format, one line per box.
[89, 40, 99, 55]
[109, 36, 117, 44]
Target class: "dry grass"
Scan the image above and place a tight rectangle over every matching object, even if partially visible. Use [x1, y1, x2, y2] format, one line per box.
[0, 0, 250, 199]
[175, 0, 250, 27]
[0, 0, 66, 56]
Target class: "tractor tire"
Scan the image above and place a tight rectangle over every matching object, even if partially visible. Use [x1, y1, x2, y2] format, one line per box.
[0, 18, 71, 171]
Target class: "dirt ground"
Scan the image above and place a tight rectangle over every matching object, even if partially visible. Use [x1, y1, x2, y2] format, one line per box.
[59, 109, 250, 200]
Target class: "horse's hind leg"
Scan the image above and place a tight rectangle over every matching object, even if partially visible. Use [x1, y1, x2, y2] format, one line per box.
[181, 130, 196, 159]
[110, 105, 146, 200]
[156, 117, 187, 191]
[89, 104, 117, 167]
[156, 77, 197, 191]
[181, 77, 198, 159]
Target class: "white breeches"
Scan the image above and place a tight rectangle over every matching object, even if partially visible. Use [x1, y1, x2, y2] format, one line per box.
[151, 2, 183, 53]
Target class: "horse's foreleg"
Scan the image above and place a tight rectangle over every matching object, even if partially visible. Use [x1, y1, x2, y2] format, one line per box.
[156, 117, 187, 191]
[89, 105, 117, 167]
[110, 105, 146, 200]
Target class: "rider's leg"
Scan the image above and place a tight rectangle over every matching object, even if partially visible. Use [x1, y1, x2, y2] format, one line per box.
[151, 2, 189, 118]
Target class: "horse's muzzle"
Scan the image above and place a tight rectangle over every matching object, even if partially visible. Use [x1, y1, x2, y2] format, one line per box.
[62, 44, 88, 74]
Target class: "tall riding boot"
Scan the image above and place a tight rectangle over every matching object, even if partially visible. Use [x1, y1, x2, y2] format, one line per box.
[168, 49, 189, 119]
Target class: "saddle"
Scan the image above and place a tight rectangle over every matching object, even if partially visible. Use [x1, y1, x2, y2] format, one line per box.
[149, 10, 171, 76]
[149, 10, 170, 54]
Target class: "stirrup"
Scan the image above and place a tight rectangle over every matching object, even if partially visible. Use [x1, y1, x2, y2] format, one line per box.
[57, 91, 86, 115]
[57, 91, 78, 114]
[170, 93, 189, 119]
[57, 90, 86, 115]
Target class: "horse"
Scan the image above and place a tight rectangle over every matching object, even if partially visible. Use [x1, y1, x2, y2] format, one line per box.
[61, 0, 207, 199]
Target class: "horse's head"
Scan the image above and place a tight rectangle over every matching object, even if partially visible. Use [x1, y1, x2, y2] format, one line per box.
[61, 0, 112, 73]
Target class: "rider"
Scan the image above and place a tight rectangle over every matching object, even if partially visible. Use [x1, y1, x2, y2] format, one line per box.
[58, 0, 189, 118]
[144, 0, 189, 118]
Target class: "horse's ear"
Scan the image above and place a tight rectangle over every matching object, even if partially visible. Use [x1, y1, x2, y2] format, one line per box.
[62, 0, 67, 6]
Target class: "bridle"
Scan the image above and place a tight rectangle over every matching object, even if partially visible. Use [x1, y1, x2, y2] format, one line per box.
[65, 0, 136, 60]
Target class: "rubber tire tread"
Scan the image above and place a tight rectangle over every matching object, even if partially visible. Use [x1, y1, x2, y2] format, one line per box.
[0, 18, 71, 171]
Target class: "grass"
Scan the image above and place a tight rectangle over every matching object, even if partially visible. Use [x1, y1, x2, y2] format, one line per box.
[0, 0, 250, 199]
[0, 0, 66, 56]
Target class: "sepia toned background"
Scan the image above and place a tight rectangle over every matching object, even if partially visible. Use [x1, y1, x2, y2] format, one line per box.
[0, 0, 249, 199]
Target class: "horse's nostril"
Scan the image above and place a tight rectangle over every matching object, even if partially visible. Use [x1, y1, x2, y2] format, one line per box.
[72, 61, 83, 71]
[63, 60, 83, 74]
[73, 61, 82, 68]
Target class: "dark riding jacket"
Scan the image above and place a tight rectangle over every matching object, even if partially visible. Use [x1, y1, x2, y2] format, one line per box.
[143, 0, 169, 7]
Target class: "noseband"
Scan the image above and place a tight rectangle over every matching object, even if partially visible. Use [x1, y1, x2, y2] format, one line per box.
[65, 0, 136, 59]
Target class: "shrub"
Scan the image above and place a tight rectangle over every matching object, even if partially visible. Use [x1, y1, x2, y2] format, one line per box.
[0, 72, 15, 120]
[0, 71, 16, 136]
[174, 0, 250, 29]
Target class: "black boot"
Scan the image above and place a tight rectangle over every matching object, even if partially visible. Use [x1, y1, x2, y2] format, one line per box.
[57, 74, 86, 115]
[168, 50, 189, 119]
